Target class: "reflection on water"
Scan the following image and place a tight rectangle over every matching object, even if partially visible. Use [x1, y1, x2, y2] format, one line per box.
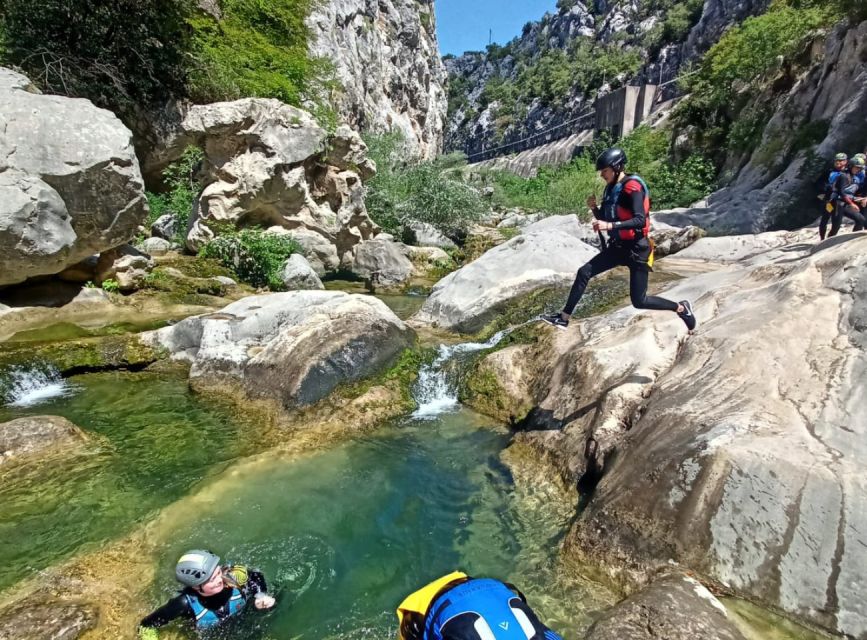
[149, 410, 614, 639]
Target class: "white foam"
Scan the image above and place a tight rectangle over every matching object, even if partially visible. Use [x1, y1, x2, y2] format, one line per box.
[3, 366, 75, 408]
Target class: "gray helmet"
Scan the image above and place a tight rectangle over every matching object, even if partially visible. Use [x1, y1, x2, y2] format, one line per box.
[596, 147, 627, 172]
[175, 550, 220, 587]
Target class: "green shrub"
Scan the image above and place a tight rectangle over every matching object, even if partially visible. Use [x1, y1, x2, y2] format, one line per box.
[101, 279, 120, 293]
[364, 133, 486, 236]
[186, 0, 337, 111]
[487, 126, 716, 213]
[144, 146, 204, 245]
[199, 229, 299, 290]
[0, 0, 337, 128]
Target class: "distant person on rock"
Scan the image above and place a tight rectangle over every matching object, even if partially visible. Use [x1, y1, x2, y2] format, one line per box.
[397, 572, 563, 640]
[820, 152, 865, 240]
[138, 549, 275, 639]
[850, 155, 867, 216]
[541, 147, 696, 333]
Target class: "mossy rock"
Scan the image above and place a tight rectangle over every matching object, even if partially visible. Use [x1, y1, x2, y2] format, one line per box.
[155, 255, 235, 280]
[0, 334, 164, 375]
[338, 345, 436, 410]
[461, 366, 532, 425]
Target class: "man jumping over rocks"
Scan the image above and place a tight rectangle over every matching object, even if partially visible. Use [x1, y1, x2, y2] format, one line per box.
[542, 147, 696, 332]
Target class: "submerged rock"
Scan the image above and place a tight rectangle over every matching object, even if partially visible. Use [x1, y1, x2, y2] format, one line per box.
[585, 573, 746, 640]
[0, 416, 88, 465]
[0, 600, 97, 640]
[142, 291, 415, 407]
[0, 67, 147, 287]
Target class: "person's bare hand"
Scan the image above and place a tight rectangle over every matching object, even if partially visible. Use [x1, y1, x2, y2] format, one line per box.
[254, 594, 276, 610]
[586, 194, 597, 210]
[592, 219, 612, 232]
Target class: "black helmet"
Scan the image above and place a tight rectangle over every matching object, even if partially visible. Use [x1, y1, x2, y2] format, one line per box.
[596, 147, 627, 172]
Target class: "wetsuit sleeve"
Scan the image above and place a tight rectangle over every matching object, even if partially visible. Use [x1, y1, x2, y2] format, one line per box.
[139, 595, 191, 629]
[611, 181, 646, 231]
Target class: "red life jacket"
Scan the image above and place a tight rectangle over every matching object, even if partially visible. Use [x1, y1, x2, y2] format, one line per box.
[602, 175, 651, 241]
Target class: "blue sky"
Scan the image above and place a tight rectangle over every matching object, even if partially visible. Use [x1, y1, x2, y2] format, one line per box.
[435, 0, 558, 57]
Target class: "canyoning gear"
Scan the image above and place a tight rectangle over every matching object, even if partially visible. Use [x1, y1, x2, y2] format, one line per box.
[175, 550, 220, 587]
[398, 571, 469, 638]
[596, 147, 627, 172]
[601, 175, 651, 242]
[185, 586, 246, 630]
[677, 300, 697, 332]
[398, 574, 563, 640]
[139, 566, 268, 633]
[540, 313, 569, 329]
[852, 157, 866, 168]
[835, 152, 848, 161]
[223, 565, 250, 589]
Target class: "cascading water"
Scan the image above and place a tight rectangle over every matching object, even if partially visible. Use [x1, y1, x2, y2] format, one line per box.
[1, 364, 76, 408]
[412, 322, 533, 419]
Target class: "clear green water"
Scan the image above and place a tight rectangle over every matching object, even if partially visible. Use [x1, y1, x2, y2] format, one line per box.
[0, 371, 261, 591]
[146, 409, 614, 639]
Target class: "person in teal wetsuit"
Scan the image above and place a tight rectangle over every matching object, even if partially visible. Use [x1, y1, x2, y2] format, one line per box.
[138, 549, 275, 639]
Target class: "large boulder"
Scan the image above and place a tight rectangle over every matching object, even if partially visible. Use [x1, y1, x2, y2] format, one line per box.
[267, 226, 340, 276]
[584, 573, 746, 640]
[413, 215, 598, 333]
[0, 416, 89, 465]
[489, 233, 867, 636]
[352, 238, 415, 291]
[171, 99, 378, 268]
[280, 254, 324, 291]
[404, 221, 457, 249]
[141, 291, 414, 407]
[0, 68, 147, 286]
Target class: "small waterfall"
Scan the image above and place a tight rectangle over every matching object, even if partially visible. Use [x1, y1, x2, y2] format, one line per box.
[1, 365, 75, 408]
[412, 323, 530, 419]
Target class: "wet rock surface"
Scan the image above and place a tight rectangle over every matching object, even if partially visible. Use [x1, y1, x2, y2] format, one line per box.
[584, 573, 747, 640]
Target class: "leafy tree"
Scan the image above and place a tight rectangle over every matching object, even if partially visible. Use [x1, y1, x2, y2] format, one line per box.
[0, 0, 190, 115]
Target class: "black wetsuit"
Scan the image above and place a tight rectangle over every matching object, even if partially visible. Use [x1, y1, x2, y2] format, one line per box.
[139, 569, 267, 629]
[562, 177, 678, 316]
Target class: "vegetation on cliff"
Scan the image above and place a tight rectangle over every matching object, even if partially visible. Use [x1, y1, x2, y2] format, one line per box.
[0, 0, 335, 125]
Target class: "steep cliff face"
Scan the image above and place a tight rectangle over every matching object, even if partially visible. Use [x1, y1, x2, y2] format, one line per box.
[657, 18, 867, 235]
[307, 0, 448, 158]
[445, 0, 768, 156]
